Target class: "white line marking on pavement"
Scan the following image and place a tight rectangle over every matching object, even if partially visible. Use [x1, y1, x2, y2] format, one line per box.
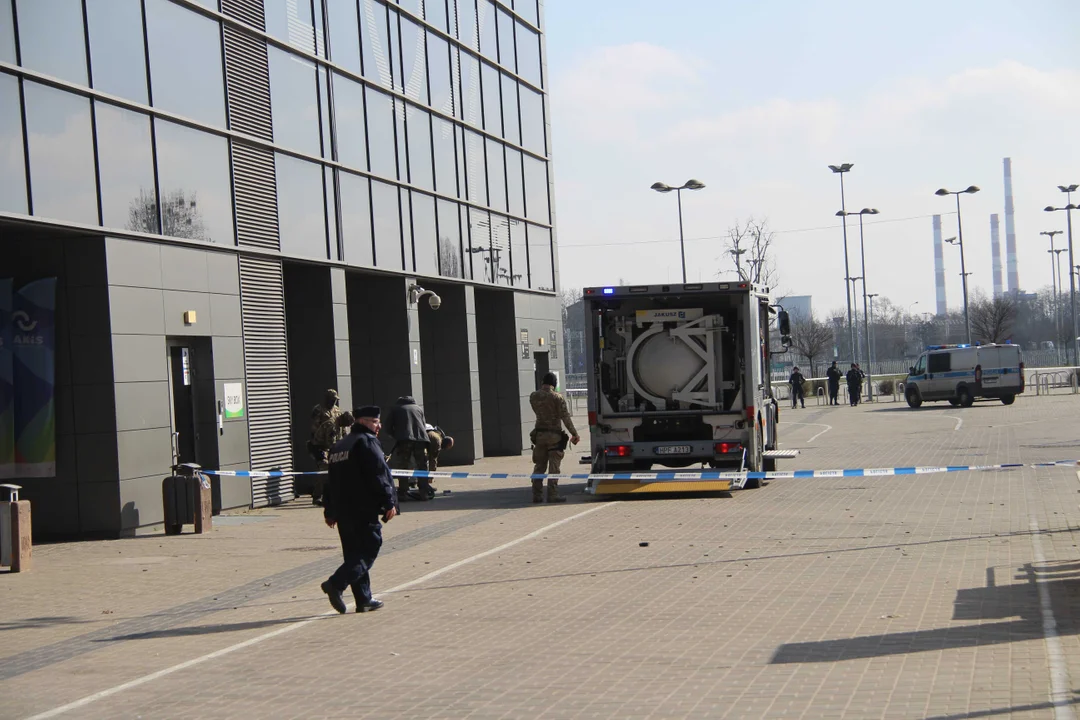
[778, 422, 832, 443]
[942, 415, 963, 431]
[22, 502, 615, 720]
[1028, 515, 1075, 720]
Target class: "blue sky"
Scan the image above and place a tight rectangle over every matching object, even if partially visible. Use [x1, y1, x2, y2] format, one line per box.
[545, 0, 1080, 317]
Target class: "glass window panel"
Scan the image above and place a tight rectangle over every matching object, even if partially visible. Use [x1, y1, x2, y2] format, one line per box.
[0, 73, 27, 213]
[268, 46, 321, 156]
[501, 73, 520, 145]
[463, 129, 485, 206]
[398, 0, 422, 17]
[485, 138, 505, 212]
[388, 8, 403, 94]
[516, 22, 541, 87]
[436, 199, 463, 279]
[24, 82, 97, 224]
[406, 106, 433, 190]
[523, 154, 549, 223]
[489, 213, 511, 285]
[313, 0, 327, 56]
[154, 118, 234, 244]
[481, 62, 501, 136]
[395, 98, 408, 181]
[431, 116, 456, 197]
[86, 0, 148, 104]
[264, 0, 319, 55]
[1, 1, 15, 63]
[427, 33, 453, 117]
[361, 0, 393, 89]
[339, 171, 374, 267]
[509, 217, 527, 287]
[412, 191, 438, 277]
[425, 0, 447, 33]
[467, 207, 491, 282]
[366, 87, 397, 178]
[96, 102, 156, 232]
[400, 187, 413, 271]
[318, 66, 333, 159]
[519, 84, 545, 155]
[478, 0, 496, 61]
[276, 153, 328, 259]
[505, 147, 523, 218]
[146, 0, 226, 127]
[400, 16, 427, 105]
[15, 0, 87, 86]
[527, 224, 553, 291]
[325, 165, 339, 259]
[459, 51, 481, 127]
[496, 8, 515, 73]
[327, 0, 362, 73]
[371, 179, 402, 269]
[457, 0, 477, 50]
[455, 125, 467, 200]
[515, 0, 538, 27]
[333, 73, 368, 171]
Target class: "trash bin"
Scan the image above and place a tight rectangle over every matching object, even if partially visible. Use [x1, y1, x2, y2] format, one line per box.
[162, 464, 212, 535]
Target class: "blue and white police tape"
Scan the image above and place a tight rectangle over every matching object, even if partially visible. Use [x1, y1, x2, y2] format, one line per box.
[197, 460, 1080, 486]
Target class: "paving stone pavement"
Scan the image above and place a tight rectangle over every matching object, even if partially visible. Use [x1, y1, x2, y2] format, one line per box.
[3, 395, 1080, 718]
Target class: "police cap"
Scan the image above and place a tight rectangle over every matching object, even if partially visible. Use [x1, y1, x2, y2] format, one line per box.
[354, 405, 381, 419]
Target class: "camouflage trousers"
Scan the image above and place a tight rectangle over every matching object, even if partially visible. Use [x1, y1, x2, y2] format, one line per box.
[531, 430, 565, 476]
[427, 430, 442, 471]
[390, 440, 431, 497]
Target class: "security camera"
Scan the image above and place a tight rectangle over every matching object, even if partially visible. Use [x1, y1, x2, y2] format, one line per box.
[408, 284, 442, 310]
[427, 293, 442, 310]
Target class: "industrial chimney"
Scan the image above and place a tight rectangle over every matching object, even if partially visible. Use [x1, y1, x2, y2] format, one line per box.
[933, 214, 947, 315]
[1004, 158, 1019, 293]
[991, 213, 1002, 298]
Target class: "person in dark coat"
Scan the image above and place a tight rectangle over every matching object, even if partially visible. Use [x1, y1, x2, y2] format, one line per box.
[846, 363, 865, 406]
[387, 396, 432, 501]
[826, 361, 842, 405]
[321, 405, 398, 614]
[788, 366, 806, 409]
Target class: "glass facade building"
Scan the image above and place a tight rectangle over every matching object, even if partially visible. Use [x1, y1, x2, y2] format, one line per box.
[0, 0, 563, 537]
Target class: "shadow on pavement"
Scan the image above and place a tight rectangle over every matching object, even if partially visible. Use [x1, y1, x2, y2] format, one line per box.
[0, 616, 95, 631]
[94, 615, 325, 642]
[771, 560, 1080, 664]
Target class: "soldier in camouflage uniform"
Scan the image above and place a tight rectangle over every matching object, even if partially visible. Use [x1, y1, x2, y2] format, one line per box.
[529, 372, 580, 503]
[310, 389, 343, 506]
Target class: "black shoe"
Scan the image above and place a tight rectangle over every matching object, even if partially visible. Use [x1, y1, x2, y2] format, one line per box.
[357, 598, 384, 613]
[311, 497, 323, 507]
[321, 580, 347, 614]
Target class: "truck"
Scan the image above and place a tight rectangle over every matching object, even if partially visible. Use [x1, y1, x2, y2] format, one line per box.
[582, 282, 794, 495]
[904, 343, 1025, 407]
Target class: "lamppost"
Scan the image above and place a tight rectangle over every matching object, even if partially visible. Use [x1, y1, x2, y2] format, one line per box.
[1041, 230, 1063, 361]
[829, 163, 856, 361]
[837, 207, 878, 384]
[1054, 248, 1067, 355]
[868, 293, 880, 381]
[936, 185, 979, 344]
[729, 248, 747, 280]
[849, 274, 867, 399]
[651, 179, 705, 284]
[1045, 183, 1078, 365]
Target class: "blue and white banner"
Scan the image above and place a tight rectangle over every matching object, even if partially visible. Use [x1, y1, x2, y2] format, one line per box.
[13, 278, 57, 477]
[0, 279, 12, 479]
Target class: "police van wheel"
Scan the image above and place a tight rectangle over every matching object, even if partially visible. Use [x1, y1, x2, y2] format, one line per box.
[1000, 394, 1015, 405]
[948, 398, 960, 406]
[905, 389, 922, 408]
[957, 386, 974, 407]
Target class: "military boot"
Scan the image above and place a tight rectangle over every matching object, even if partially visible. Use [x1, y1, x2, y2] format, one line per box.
[546, 480, 566, 503]
[531, 479, 544, 503]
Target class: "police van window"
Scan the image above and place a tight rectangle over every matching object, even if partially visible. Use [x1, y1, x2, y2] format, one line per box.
[927, 353, 950, 374]
[913, 355, 926, 375]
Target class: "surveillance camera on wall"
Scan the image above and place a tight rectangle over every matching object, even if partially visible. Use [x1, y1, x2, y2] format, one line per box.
[427, 293, 441, 310]
[408, 284, 442, 311]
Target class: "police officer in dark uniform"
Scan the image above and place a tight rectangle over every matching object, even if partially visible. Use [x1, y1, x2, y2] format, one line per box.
[320, 405, 398, 614]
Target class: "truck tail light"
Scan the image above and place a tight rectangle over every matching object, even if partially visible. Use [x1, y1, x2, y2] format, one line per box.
[606, 445, 632, 457]
[714, 442, 743, 454]
[746, 405, 755, 423]
[588, 411, 598, 427]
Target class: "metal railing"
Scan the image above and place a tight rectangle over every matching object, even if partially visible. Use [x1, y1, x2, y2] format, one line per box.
[1032, 368, 1079, 396]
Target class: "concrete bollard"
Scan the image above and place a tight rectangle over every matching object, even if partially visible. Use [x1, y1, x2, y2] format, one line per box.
[11, 500, 31, 571]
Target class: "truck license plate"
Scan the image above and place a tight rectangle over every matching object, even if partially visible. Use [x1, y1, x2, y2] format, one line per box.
[655, 445, 691, 455]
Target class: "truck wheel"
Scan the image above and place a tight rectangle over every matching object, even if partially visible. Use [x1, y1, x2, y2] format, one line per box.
[743, 430, 764, 489]
[948, 398, 959, 406]
[906, 388, 922, 408]
[957, 386, 974, 407]
[1000, 394, 1015, 405]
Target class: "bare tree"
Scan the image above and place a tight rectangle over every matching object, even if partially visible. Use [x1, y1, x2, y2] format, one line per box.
[970, 293, 1018, 343]
[789, 311, 833, 377]
[128, 189, 209, 240]
[438, 236, 463, 278]
[721, 217, 778, 288]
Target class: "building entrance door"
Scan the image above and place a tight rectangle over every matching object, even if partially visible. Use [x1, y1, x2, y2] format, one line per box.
[534, 350, 550, 390]
[167, 345, 200, 467]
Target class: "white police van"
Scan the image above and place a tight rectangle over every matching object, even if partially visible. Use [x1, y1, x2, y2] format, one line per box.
[904, 343, 1024, 408]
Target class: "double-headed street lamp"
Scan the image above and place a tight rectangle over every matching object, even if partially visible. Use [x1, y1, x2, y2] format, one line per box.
[1042, 230, 1064, 358]
[836, 207, 879, 396]
[936, 186, 980, 344]
[1044, 183, 1078, 365]
[651, 179, 705, 284]
[829, 163, 856, 361]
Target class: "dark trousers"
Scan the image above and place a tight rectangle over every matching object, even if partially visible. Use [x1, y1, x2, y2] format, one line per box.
[329, 520, 383, 605]
[391, 440, 431, 496]
[848, 384, 861, 405]
[828, 383, 839, 405]
[791, 385, 805, 408]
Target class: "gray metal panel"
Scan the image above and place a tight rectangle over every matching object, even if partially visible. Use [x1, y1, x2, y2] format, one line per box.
[232, 142, 280, 251]
[239, 256, 294, 506]
[221, 0, 266, 31]
[223, 22, 272, 140]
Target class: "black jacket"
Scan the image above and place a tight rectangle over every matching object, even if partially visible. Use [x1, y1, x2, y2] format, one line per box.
[387, 396, 428, 443]
[789, 371, 805, 387]
[846, 368, 865, 386]
[324, 426, 397, 525]
[826, 367, 842, 385]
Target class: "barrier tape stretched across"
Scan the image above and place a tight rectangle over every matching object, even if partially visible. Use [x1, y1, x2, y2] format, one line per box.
[196, 460, 1080, 485]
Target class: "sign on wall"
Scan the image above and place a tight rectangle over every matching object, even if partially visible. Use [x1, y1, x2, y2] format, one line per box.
[9, 279, 57, 478]
[0, 279, 12, 479]
[223, 382, 245, 419]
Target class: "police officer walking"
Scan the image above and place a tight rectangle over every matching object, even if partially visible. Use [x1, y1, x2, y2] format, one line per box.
[529, 372, 579, 503]
[387, 395, 433, 501]
[826, 362, 842, 405]
[788, 366, 806, 409]
[321, 406, 397, 614]
[309, 389, 342, 506]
